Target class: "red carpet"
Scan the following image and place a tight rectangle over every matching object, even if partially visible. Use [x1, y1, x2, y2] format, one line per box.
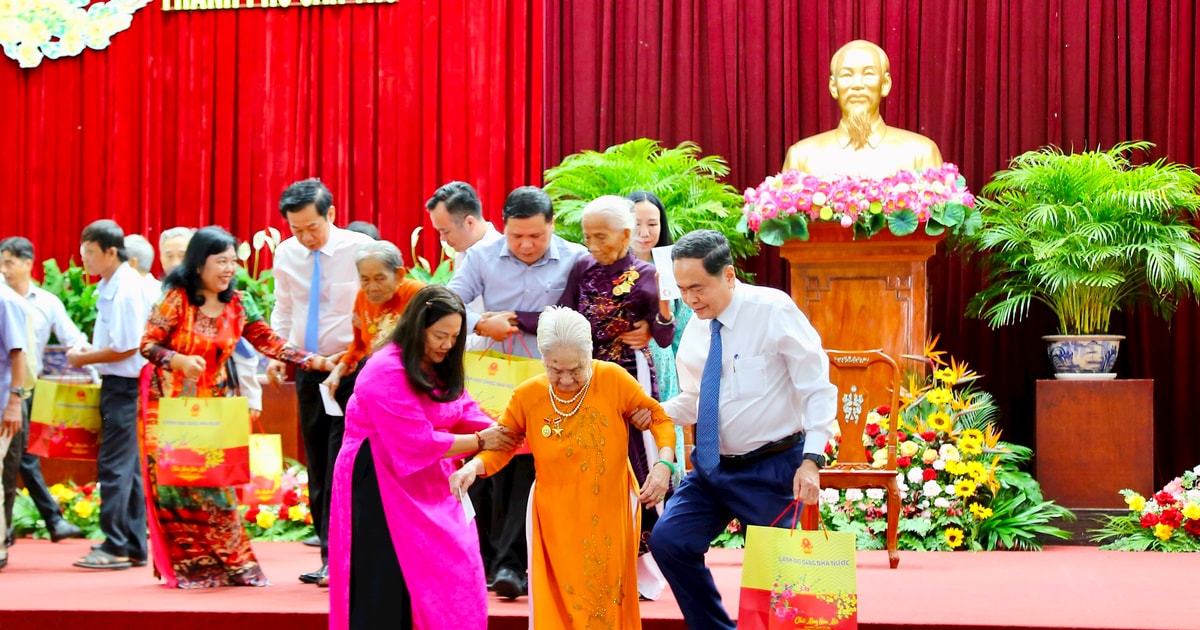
[1, 539, 1196, 629]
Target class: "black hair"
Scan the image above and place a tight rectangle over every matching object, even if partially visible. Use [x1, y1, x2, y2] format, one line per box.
[501, 186, 554, 223]
[0, 236, 34, 261]
[162, 226, 239, 306]
[426, 181, 483, 222]
[279, 178, 334, 219]
[671, 229, 733, 276]
[391, 285, 468, 402]
[346, 221, 381, 240]
[625, 191, 673, 247]
[80, 220, 128, 262]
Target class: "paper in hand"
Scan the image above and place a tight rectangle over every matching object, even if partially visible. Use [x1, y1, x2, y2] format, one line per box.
[458, 488, 476, 521]
[651, 245, 680, 300]
[318, 383, 344, 417]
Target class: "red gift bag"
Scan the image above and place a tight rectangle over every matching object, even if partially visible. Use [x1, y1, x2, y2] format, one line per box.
[27, 378, 102, 460]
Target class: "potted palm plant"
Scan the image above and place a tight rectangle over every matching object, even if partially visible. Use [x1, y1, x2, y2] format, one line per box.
[958, 141, 1200, 378]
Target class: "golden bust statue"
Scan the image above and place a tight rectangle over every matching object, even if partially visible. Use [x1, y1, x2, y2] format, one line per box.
[782, 40, 943, 178]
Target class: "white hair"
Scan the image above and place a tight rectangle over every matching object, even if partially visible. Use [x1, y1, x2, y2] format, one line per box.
[124, 234, 154, 273]
[580, 195, 635, 232]
[536, 306, 593, 359]
[159, 226, 196, 247]
[355, 239, 404, 272]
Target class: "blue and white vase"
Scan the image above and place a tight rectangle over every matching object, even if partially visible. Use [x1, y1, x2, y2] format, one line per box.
[1043, 335, 1124, 380]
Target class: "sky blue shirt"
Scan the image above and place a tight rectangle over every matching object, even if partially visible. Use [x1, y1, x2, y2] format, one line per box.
[447, 234, 586, 358]
[0, 284, 29, 395]
[93, 262, 151, 378]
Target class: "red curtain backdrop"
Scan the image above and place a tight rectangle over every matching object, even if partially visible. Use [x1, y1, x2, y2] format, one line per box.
[544, 0, 1200, 486]
[1, 0, 542, 272]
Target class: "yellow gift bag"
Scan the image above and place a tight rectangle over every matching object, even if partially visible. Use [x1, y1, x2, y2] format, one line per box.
[156, 396, 251, 487]
[738, 503, 858, 630]
[28, 377, 102, 460]
[237, 433, 284, 504]
[463, 340, 544, 455]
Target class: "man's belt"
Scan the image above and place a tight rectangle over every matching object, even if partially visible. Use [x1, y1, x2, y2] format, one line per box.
[719, 431, 804, 469]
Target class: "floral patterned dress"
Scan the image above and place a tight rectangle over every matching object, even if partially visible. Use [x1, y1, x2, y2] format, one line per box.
[140, 288, 313, 588]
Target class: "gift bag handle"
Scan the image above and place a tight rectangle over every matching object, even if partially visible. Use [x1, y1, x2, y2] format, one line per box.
[770, 499, 830, 539]
[479, 332, 534, 361]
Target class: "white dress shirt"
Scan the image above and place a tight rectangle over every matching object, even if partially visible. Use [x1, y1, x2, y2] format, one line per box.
[19, 285, 85, 375]
[270, 225, 372, 356]
[663, 282, 837, 457]
[93, 262, 151, 378]
[452, 222, 504, 315]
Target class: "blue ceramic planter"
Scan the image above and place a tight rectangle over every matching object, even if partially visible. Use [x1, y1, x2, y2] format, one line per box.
[1043, 335, 1124, 380]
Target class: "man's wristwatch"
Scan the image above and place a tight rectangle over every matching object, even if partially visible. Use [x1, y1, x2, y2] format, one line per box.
[9, 386, 29, 399]
[801, 453, 827, 468]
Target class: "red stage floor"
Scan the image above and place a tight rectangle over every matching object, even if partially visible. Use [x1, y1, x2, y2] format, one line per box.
[1, 538, 1197, 630]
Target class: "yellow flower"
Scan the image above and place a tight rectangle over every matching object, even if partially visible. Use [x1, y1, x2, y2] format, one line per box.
[958, 436, 983, 456]
[899, 441, 920, 457]
[969, 503, 993, 520]
[1153, 523, 1174, 541]
[944, 527, 965, 548]
[1182, 503, 1200, 520]
[944, 460, 966, 476]
[954, 479, 978, 498]
[934, 367, 957, 384]
[959, 429, 984, 443]
[966, 462, 988, 483]
[927, 411, 952, 433]
[256, 509, 277, 529]
[73, 499, 96, 520]
[927, 388, 952, 405]
[922, 449, 938, 465]
[939, 444, 961, 462]
[288, 505, 308, 522]
[1126, 494, 1146, 513]
[865, 411, 883, 426]
[871, 448, 889, 468]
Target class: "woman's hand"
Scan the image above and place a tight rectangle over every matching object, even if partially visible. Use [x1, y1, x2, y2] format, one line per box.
[638, 461, 673, 508]
[171, 354, 206, 380]
[478, 425, 521, 451]
[323, 363, 345, 393]
[449, 459, 484, 498]
[618, 320, 652, 349]
[626, 407, 653, 431]
[308, 351, 345, 373]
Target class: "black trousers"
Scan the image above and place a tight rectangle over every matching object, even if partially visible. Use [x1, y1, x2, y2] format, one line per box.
[471, 453, 534, 577]
[97, 375, 146, 560]
[3, 396, 65, 533]
[349, 439, 411, 630]
[295, 368, 355, 563]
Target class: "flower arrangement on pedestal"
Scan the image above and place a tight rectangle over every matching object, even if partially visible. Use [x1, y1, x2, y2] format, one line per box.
[238, 462, 315, 541]
[0, 0, 151, 68]
[739, 165, 980, 246]
[1092, 467, 1200, 551]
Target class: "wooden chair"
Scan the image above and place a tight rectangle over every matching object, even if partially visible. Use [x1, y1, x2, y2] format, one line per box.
[801, 349, 902, 569]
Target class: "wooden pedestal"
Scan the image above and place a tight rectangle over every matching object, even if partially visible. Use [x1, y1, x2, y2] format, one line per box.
[780, 224, 941, 366]
[1035, 379, 1154, 509]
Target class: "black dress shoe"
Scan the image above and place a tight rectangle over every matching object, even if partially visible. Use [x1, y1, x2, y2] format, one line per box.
[492, 567, 526, 600]
[299, 564, 328, 584]
[301, 535, 322, 548]
[49, 521, 83, 543]
[5, 526, 13, 547]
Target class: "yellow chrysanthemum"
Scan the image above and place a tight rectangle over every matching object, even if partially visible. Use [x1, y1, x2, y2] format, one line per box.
[934, 367, 957, 384]
[927, 411, 952, 433]
[922, 449, 939, 464]
[969, 503, 993, 520]
[1126, 494, 1147, 513]
[958, 436, 983, 456]
[288, 505, 308, 522]
[73, 499, 96, 520]
[899, 441, 920, 457]
[954, 479, 978, 498]
[1182, 503, 1200, 520]
[944, 527, 965, 548]
[1154, 523, 1174, 541]
[927, 388, 952, 405]
[256, 509, 278, 529]
[959, 429, 984, 443]
[945, 460, 966, 476]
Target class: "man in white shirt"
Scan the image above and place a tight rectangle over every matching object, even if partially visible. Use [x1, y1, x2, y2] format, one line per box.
[67, 220, 152, 571]
[265, 178, 371, 585]
[124, 234, 162, 307]
[425, 181, 503, 350]
[0, 237, 86, 546]
[0, 282, 28, 571]
[649, 229, 837, 629]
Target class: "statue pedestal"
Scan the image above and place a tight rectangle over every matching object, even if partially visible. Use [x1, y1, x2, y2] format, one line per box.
[780, 223, 942, 363]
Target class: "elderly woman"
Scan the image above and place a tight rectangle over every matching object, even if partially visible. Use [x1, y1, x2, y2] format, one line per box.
[329, 285, 517, 629]
[324, 240, 425, 395]
[451, 307, 675, 628]
[138, 226, 339, 586]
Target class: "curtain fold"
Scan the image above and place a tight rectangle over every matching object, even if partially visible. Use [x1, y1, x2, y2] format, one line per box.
[544, 0, 1200, 486]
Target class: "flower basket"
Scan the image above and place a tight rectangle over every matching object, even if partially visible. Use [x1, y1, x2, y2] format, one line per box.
[1092, 467, 1200, 551]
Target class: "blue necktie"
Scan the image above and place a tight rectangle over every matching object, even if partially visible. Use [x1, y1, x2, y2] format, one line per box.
[305, 251, 321, 353]
[694, 319, 723, 473]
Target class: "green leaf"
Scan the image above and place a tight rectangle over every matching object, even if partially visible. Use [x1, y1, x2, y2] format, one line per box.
[757, 218, 793, 247]
[887, 208, 919, 236]
[924, 220, 947, 236]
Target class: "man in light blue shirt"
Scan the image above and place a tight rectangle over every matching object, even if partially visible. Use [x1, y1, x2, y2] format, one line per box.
[446, 186, 584, 599]
[0, 282, 28, 571]
[67, 220, 152, 571]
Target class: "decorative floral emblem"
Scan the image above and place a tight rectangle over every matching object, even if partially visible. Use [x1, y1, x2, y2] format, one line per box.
[840, 385, 863, 423]
[612, 266, 639, 296]
[0, 0, 151, 69]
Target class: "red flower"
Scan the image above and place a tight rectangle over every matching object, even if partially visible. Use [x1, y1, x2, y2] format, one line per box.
[922, 468, 938, 481]
[875, 406, 891, 416]
[896, 456, 912, 468]
[920, 431, 937, 442]
[245, 506, 260, 523]
[1154, 491, 1177, 506]
[824, 441, 834, 455]
[1140, 513, 1160, 529]
[896, 431, 908, 442]
[1183, 520, 1200, 538]
[282, 490, 300, 507]
[865, 424, 881, 438]
[81, 484, 96, 497]
[874, 434, 888, 447]
[1159, 508, 1184, 528]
